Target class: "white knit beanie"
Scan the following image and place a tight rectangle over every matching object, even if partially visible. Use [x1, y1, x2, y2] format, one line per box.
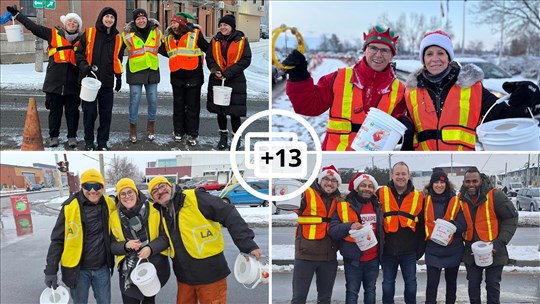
[60, 13, 82, 29]
[317, 165, 341, 185]
[419, 30, 454, 65]
[348, 173, 378, 192]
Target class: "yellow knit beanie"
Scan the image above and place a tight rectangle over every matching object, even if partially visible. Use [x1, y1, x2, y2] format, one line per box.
[115, 178, 138, 196]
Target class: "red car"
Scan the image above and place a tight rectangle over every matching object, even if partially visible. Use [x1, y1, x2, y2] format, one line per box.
[195, 180, 226, 191]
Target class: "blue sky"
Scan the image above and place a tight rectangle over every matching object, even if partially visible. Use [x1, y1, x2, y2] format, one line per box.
[271, 1, 499, 51]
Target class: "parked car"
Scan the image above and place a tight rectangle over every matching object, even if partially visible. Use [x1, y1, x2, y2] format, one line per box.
[516, 187, 540, 211]
[181, 180, 203, 189]
[27, 184, 42, 191]
[272, 65, 286, 84]
[136, 183, 151, 200]
[221, 181, 269, 207]
[196, 180, 226, 191]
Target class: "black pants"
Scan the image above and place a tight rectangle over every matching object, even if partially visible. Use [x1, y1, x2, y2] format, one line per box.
[425, 265, 459, 304]
[291, 259, 338, 304]
[466, 264, 504, 304]
[172, 83, 202, 137]
[82, 87, 113, 147]
[217, 114, 241, 132]
[121, 292, 155, 304]
[46, 93, 80, 138]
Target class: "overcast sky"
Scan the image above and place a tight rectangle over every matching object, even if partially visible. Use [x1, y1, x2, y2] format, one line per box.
[272, 1, 501, 50]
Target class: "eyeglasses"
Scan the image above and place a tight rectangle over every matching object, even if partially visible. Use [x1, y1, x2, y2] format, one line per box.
[366, 45, 392, 56]
[82, 183, 103, 191]
[151, 183, 169, 196]
[120, 189, 136, 198]
[322, 177, 339, 184]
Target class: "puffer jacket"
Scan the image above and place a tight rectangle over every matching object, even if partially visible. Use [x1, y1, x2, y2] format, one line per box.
[155, 186, 259, 285]
[121, 19, 161, 85]
[294, 182, 340, 261]
[206, 29, 251, 116]
[14, 12, 81, 95]
[459, 173, 518, 267]
[328, 191, 384, 263]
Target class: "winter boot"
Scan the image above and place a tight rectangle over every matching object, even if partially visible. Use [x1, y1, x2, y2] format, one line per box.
[67, 137, 77, 148]
[129, 123, 137, 143]
[187, 135, 197, 146]
[147, 121, 155, 141]
[217, 130, 229, 150]
[47, 137, 59, 147]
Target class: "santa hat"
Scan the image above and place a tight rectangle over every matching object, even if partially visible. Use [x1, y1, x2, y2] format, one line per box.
[348, 173, 378, 192]
[419, 30, 454, 64]
[318, 165, 341, 185]
[60, 13, 82, 29]
[363, 25, 399, 55]
[171, 12, 187, 26]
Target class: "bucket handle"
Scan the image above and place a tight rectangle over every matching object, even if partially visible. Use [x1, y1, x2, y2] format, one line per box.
[84, 70, 98, 80]
[135, 258, 150, 269]
[479, 94, 534, 126]
[50, 287, 57, 303]
[240, 254, 268, 290]
[221, 78, 225, 87]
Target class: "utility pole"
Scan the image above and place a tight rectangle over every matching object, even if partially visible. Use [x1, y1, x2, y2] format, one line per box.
[35, 8, 43, 72]
[498, 0, 505, 64]
[527, 154, 531, 186]
[388, 154, 392, 179]
[99, 154, 105, 183]
[372, 157, 375, 169]
[54, 154, 64, 196]
[461, 0, 466, 55]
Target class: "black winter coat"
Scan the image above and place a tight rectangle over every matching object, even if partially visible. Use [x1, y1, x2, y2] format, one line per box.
[44, 191, 114, 288]
[15, 13, 81, 96]
[75, 7, 122, 88]
[206, 30, 251, 116]
[110, 192, 170, 300]
[423, 191, 466, 268]
[155, 186, 259, 285]
[158, 24, 209, 87]
[121, 19, 161, 85]
[328, 192, 384, 264]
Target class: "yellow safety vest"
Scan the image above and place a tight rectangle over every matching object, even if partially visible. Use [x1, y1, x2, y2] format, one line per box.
[109, 202, 171, 266]
[122, 28, 162, 73]
[61, 196, 116, 268]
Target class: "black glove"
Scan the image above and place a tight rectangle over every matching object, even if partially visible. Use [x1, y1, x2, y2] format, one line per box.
[44, 274, 58, 289]
[6, 5, 19, 16]
[281, 50, 310, 82]
[78, 62, 91, 83]
[397, 116, 415, 151]
[503, 81, 540, 108]
[114, 75, 122, 92]
[492, 239, 505, 253]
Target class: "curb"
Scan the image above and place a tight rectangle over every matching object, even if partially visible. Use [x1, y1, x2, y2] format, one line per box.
[271, 259, 540, 267]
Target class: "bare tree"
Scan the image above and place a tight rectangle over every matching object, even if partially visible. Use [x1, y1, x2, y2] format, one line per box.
[329, 34, 344, 53]
[472, 0, 540, 34]
[468, 40, 485, 54]
[106, 155, 144, 186]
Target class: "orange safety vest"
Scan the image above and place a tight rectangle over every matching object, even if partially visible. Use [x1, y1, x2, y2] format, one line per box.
[461, 190, 499, 241]
[424, 195, 460, 240]
[164, 29, 204, 72]
[296, 188, 337, 240]
[211, 36, 245, 72]
[377, 186, 423, 233]
[405, 83, 482, 151]
[85, 27, 123, 74]
[48, 28, 79, 65]
[336, 201, 360, 243]
[326, 68, 405, 151]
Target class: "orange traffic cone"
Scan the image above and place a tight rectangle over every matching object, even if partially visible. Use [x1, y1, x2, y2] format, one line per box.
[21, 97, 44, 151]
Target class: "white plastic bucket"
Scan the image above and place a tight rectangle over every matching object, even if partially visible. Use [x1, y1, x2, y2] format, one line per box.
[80, 74, 101, 102]
[349, 224, 377, 251]
[274, 179, 303, 210]
[213, 79, 232, 106]
[476, 118, 540, 151]
[471, 241, 494, 267]
[130, 259, 161, 297]
[351, 107, 406, 151]
[39, 286, 69, 304]
[234, 253, 269, 289]
[430, 219, 457, 246]
[4, 21, 24, 42]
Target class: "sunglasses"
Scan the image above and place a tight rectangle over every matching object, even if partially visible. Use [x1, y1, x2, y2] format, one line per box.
[83, 183, 103, 191]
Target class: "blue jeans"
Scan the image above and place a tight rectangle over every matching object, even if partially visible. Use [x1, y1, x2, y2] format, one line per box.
[382, 253, 417, 304]
[129, 83, 157, 124]
[344, 258, 379, 304]
[69, 266, 111, 304]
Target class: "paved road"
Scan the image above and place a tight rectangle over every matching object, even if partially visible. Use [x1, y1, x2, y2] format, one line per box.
[0, 89, 269, 151]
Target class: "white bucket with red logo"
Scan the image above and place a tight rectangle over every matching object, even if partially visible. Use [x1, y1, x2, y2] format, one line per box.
[471, 241, 494, 267]
[351, 107, 406, 151]
[349, 224, 377, 251]
[274, 179, 303, 210]
[234, 253, 269, 289]
[430, 219, 457, 246]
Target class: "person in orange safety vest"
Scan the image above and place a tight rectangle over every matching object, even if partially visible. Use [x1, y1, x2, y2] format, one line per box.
[290, 165, 342, 304]
[282, 25, 408, 151]
[401, 30, 540, 151]
[459, 167, 518, 304]
[376, 161, 424, 304]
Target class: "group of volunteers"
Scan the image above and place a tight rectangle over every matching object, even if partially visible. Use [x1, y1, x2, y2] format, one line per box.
[283, 25, 540, 151]
[43, 169, 262, 304]
[5, 5, 251, 151]
[289, 163, 518, 304]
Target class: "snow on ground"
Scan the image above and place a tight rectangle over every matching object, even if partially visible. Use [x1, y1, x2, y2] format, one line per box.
[272, 58, 347, 147]
[0, 40, 269, 100]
